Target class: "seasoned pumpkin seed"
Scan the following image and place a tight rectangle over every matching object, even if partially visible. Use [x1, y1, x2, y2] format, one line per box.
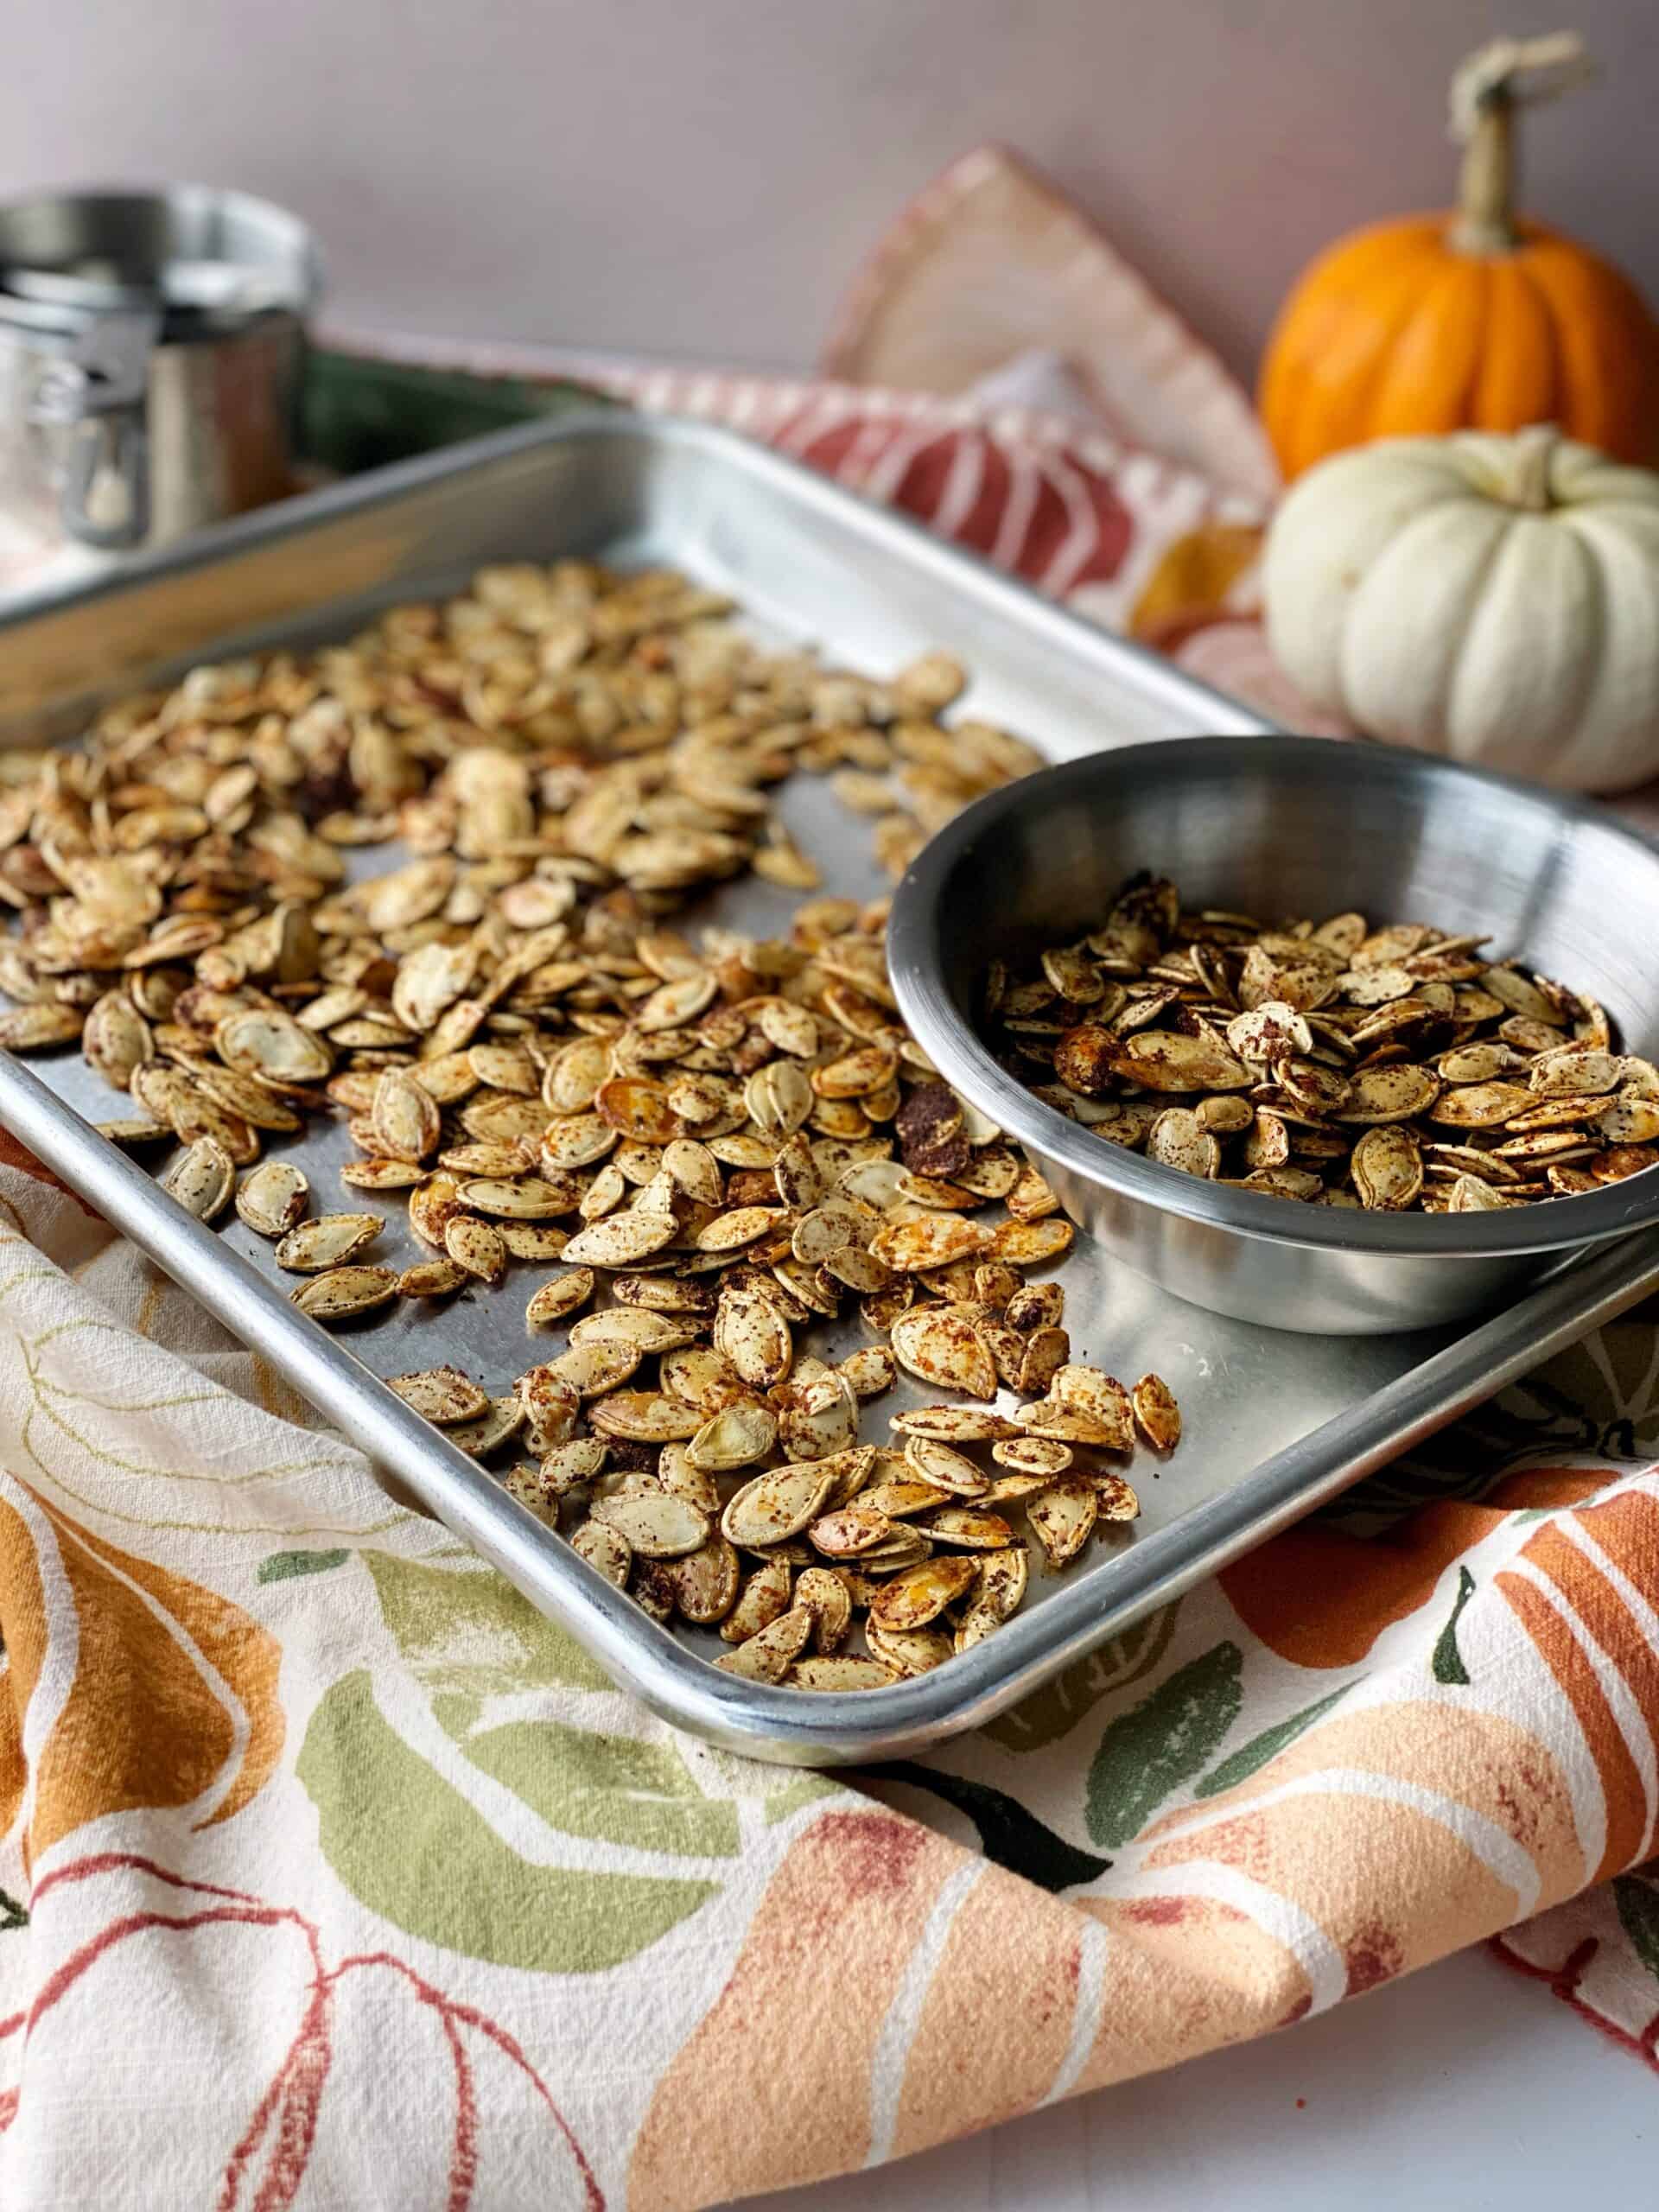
[918, 1506, 1015, 1549]
[868, 1213, 991, 1272]
[445, 1396, 528, 1457]
[888, 1305, 997, 1398]
[236, 1159, 309, 1237]
[721, 1463, 837, 1548]
[387, 1367, 491, 1424]
[956, 1550, 1030, 1649]
[720, 1556, 794, 1643]
[393, 1255, 469, 1302]
[559, 1208, 679, 1268]
[289, 1265, 399, 1322]
[512, 1365, 581, 1452]
[865, 1619, 953, 1677]
[991, 879, 1634, 1216]
[1130, 1373, 1182, 1452]
[588, 1390, 704, 1443]
[549, 1338, 643, 1397]
[571, 1521, 632, 1587]
[588, 1491, 709, 1560]
[162, 1135, 235, 1222]
[869, 1555, 978, 1630]
[525, 1269, 596, 1326]
[714, 1287, 794, 1386]
[670, 1535, 742, 1624]
[991, 1434, 1073, 1476]
[687, 1401, 779, 1471]
[539, 1438, 609, 1494]
[0, 1003, 85, 1051]
[443, 1216, 507, 1283]
[901, 1435, 990, 1497]
[1027, 1478, 1099, 1570]
[791, 1654, 898, 1690]
[276, 1211, 383, 1273]
[714, 1606, 815, 1681]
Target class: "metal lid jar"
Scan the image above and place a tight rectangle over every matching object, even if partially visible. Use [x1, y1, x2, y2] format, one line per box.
[0, 184, 321, 558]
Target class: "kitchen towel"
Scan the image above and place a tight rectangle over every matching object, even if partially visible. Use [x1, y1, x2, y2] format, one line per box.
[3, 1154, 1657, 2208]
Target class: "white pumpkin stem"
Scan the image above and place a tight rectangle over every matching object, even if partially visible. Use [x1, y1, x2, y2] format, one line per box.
[1501, 424, 1560, 511]
[1448, 31, 1596, 256]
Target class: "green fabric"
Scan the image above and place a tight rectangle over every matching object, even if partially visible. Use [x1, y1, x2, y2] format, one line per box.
[301, 348, 612, 476]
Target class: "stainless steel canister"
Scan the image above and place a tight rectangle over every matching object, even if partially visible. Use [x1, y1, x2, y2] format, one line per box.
[0, 186, 321, 558]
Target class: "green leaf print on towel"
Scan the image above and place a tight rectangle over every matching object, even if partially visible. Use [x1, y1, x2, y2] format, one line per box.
[365, 1548, 610, 1694]
[1432, 1567, 1478, 1686]
[1085, 1643, 1243, 1847]
[293, 1551, 742, 1970]
[1613, 1872, 1659, 1986]
[257, 1548, 349, 1584]
[1195, 1682, 1354, 1798]
[298, 1671, 719, 1973]
[443, 1710, 742, 1859]
[982, 1602, 1182, 1753]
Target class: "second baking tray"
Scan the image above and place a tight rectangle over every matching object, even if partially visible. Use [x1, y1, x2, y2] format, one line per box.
[4, 410, 1658, 1765]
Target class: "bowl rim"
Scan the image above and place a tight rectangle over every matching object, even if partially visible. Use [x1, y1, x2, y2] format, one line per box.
[887, 735, 1659, 1262]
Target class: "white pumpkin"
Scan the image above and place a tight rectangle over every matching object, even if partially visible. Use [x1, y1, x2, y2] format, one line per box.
[1263, 426, 1659, 791]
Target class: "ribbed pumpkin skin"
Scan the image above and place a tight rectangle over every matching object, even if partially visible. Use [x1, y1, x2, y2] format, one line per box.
[1260, 215, 1659, 480]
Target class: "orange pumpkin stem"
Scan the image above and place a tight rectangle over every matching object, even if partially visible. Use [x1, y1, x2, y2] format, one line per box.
[1448, 31, 1596, 257]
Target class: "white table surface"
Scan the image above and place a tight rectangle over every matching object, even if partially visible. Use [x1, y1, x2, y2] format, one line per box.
[747, 1943, 1651, 2211]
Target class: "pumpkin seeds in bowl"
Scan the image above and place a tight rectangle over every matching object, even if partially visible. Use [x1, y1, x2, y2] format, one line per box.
[986, 874, 1656, 1213]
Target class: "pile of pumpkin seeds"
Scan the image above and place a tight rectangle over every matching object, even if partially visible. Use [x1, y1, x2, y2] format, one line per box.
[0, 558, 1179, 1690]
[988, 874, 1659, 1212]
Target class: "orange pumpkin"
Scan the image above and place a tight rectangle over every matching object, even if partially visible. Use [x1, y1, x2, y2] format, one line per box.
[1260, 33, 1659, 480]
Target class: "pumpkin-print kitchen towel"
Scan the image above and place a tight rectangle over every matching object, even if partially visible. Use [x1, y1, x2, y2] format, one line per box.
[8, 145, 1659, 2208]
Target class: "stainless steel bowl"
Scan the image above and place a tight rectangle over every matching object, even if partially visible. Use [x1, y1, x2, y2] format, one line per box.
[887, 736, 1659, 1333]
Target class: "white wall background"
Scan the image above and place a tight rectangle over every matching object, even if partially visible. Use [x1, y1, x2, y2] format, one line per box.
[3, 0, 1655, 384]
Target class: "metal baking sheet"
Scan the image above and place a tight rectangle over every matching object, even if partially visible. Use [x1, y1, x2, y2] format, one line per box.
[4, 410, 1658, 1767]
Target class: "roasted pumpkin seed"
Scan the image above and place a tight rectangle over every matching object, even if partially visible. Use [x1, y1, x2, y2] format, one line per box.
[387, 1367, 491, 1424]
[236, 1159, 309, 1237]
[162, 1135, 236, 1222]
[276, 1211, 382, 1273]
[289, 1265, 399, 1323]
[992, 880, 1632, 1215]
[588, 1491, 709, 1560]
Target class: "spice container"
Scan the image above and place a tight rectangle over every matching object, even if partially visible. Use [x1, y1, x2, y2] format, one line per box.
[0, 185, 320, 561]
